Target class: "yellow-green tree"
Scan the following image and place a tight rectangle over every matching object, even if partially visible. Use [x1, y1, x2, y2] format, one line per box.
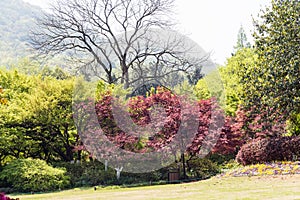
[0, 67, 79, 164]
[219, 48, 258, 116]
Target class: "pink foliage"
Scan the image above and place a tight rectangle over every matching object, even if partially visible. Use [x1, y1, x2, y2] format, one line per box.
[93, 89, 243, 156]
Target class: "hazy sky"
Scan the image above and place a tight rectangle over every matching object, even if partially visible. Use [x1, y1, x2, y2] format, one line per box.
[23, 0, 270, 65]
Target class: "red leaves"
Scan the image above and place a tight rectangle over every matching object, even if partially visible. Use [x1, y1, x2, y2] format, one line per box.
[93, 91, 243, 157]
[236, 136, 300, 165]
[231, 106, 286, 140]
[75, 87, 289, 170]
[212, 117, 244, 155]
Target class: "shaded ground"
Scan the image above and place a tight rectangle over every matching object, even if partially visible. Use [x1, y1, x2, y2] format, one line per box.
[10, 174, 300, 200]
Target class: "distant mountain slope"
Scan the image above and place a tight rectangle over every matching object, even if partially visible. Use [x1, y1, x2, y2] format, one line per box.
[0, 0, 217, 77]
[0, 0, 42, 65]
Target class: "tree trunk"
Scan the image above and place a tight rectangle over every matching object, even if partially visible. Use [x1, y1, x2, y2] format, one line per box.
[181, 152, 187, 180]
[120, 61, 129, 89]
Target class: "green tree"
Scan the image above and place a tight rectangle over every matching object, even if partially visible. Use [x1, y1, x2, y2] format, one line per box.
[194, 70, 225, 104]
[0, 69, 36, 164]
[194, 49, 257, 116]
[242, 0, 299, 133]
[22, 77, 77, 162]
[0, 67, 78, 164]
[233, 26, 251, 52]
[219, 48, 258, 116]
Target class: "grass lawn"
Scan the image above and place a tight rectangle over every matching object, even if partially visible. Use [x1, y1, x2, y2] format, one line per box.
[9, 174, 300, 200]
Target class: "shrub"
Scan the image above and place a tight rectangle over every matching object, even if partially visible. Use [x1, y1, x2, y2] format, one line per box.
[120, 170, 163, 185]
[54, 161, 117, 187]
[236, 137, 300, 165]
[207, 153, 236, 165]
[0, 158, 70, 192]
[54, 160, 168, 187]
[187, 158, 220, 179]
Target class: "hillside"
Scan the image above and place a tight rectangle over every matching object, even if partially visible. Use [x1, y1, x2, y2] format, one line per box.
[0, 0, 42, 65]
[0, 0, 217, 78]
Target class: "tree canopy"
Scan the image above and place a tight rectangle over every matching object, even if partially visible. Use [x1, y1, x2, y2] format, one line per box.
[0, 68, 79, 165]
[244, 0, 299, 119]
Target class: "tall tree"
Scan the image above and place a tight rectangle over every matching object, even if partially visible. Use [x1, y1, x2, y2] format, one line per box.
[0, 68, 78, 164]
[241, 0, 300, 129]
[31, 0, 207, 88]
[219, 48, 257, 116]
[233, 25, 251, 52]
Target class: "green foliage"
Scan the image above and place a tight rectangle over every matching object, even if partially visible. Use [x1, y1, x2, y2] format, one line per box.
[187, 158, 220, 179]
[286, 113, 300, 136]
[187, 67, 203, 85]
[233, 25, 251, 52]
[40, 66, 72, 80]
[207, 154, 236, 166]
[54, 161, 116, 187]
[220, 159, 240, 171]
[54, 161, 166, 187]
[20, 76, 77, 162]
[95, 80, 131, 101]
[0, 158, 69, 192]
[173, 80, 196, 99]
[0, 87, 7, 105]
[194, 49, 257, 117]
[246, 0, 300, 123]
[219, 48, 258, 116]
[0, 70, 36, 164]
[0, 66, 78, 165]
[194, 78, 211, 100]
[194, 70, 225, 104]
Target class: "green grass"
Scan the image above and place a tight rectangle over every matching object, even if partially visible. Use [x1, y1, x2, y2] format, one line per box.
[9, 174, 300, 200]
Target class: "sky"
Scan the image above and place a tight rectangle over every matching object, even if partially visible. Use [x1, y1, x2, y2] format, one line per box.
[23, 0, 270, 65]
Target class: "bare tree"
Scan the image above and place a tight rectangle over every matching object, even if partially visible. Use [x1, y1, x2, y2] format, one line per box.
[31, 0, 209, 88]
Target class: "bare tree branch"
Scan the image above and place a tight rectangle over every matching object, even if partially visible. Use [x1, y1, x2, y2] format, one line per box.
[31, 0, 209, 88]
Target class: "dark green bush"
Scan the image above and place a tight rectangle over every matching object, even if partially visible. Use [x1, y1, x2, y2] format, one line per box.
[207, 153, 236, 165]
[0, 158, 69, 192]
[54, 161, 117, 187]
[54, 159, 221, 187]
[120, 170, 163, 185]
[55, 160, 166, 187]
[187, 158, 220, 179]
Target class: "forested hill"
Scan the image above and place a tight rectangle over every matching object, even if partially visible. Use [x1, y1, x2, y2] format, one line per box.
[0, 0, 42, 65]
[0, 0, 216, 74]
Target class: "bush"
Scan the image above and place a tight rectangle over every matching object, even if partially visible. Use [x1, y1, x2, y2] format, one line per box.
[120, 170, 163, 185]
[0, 158, 70, 192]
[54, 161, 117, 187]
[236, 137, 300, 165]
[55, 160, 167, 187]
[187, 158, 220, 179]
[207, 153, 236, 165]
